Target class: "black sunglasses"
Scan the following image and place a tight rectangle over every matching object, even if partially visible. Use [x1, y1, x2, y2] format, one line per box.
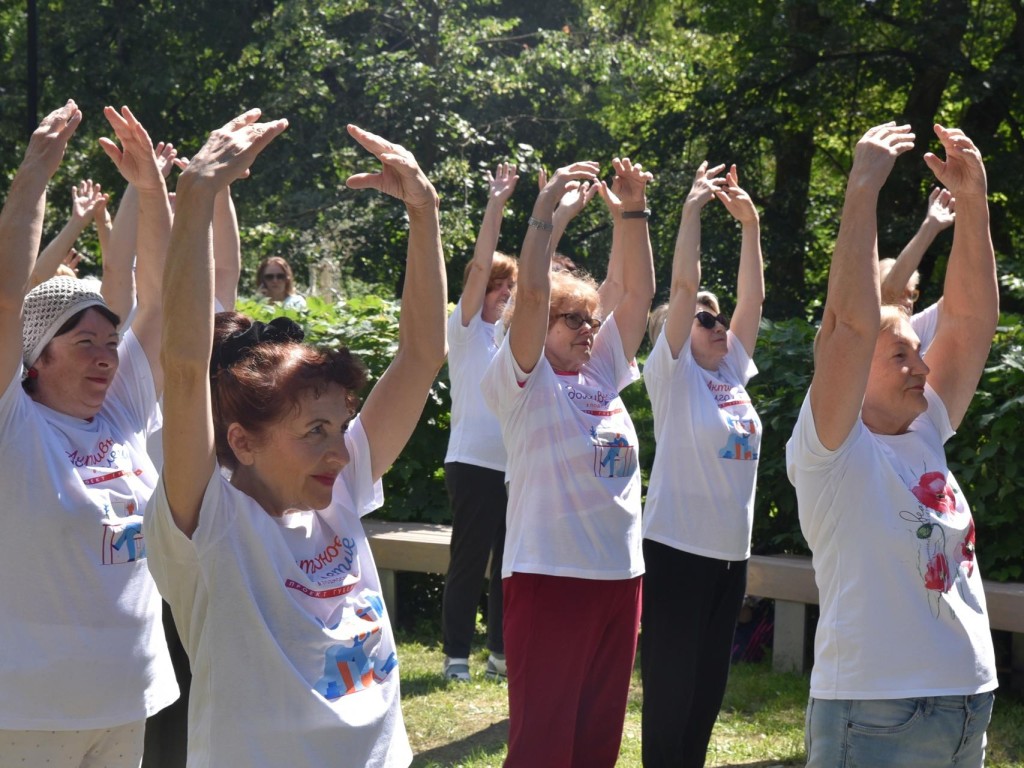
[560, 312, 603, 331]
[695, 310, 729, 330]
[263, 273, 287, 282]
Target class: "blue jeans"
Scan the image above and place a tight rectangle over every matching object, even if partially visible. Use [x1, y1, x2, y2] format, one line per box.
[805, 693, 994, 767]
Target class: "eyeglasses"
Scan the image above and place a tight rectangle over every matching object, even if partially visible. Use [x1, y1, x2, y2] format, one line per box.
[559, 312, 602, 331]
[905, 288, 920, 303]
[695, 310, 729, 330]
[263, 273, 287, 282]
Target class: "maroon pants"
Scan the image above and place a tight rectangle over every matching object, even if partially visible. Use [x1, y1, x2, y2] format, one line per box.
[502, 572, 642, 768]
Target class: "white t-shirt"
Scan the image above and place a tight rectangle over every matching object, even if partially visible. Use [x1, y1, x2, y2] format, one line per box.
[913, 300, 940, 356]
[145, 417, 411, 768]
[283, 293, 308, 310]
[786, 387, 997, 700]
[643, 329, 761, 561]
[482, 315, 644, 580]
[443, 300, 506, 471]
[0, 330, 178, 729]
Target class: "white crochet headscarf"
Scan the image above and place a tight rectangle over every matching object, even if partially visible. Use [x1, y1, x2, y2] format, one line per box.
[22, 276, 110, 368]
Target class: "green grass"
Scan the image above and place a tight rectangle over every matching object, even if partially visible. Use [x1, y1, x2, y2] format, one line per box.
[396, 628, 1024, 768]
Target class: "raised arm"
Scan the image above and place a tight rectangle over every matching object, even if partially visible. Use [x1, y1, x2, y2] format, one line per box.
[343, 126, 448, 482]
[919, 126, 997, 428]
[99, 109, 172, 395]
[0, 101, 82, 382]
[162, 109, 288, 536]
[212, 186, 241, 310]
[31, 179, 107, 288]
[881, 186, 955, 305]
[171, 153, 242, 311]
[810, 123, 915, 449]
[509, 163, 600, 374]
[550, 179, 598, 257]
[100, 182, 139, 326]
[101, 141, 177, 325]
[595, 157, 654, 359]
[460, 162, 518, 323]
[662, 162, 726, 358]
[716, 164, 764, 357]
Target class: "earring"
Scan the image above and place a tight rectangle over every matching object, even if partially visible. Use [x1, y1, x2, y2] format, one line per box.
[27, 367, 38, 379]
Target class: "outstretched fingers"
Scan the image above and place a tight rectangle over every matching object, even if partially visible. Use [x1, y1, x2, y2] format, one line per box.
[184, 112, 288, 190]
[345, 124, 437, 209]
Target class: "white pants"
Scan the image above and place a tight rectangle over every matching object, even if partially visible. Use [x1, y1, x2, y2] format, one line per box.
[0, 720, 145, 768]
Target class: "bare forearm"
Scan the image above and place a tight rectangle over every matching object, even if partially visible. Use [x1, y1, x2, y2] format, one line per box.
[825, 181, 881, 332]
[736, 221, 765, 306]
[31, 215, 88, 288]
[398, 205, 447, 367]
[0, 165, 50, 303]
[943, 195, 997, 323]
[212, 187, 240, 310]
[162, 187, 217, 368]
[462, 198, 506, 317]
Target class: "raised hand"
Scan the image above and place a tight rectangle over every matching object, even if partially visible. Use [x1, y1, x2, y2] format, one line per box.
[179, 109, 288, 192]
[716, 164, 759, 225]
[487, 162, 519, 205]
[22, 100, 82, 178]
[923, 186, 955, 230]
[99, 106, 164, 192]
[537, 161, 601, 209]
[345, 125, 438, 211]
[598, 157, 653, 215]
[849, 122, 915, 191]
[555, 179, 599, 220]
[924, 125, 986, 200]
[71, 180, 108, 223]
[685, 161, 728, 208]
[154, 141, 179, 179]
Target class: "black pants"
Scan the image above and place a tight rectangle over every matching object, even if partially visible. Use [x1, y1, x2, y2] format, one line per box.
[441, 462, 507, 658]
[640, 540, 748, 768]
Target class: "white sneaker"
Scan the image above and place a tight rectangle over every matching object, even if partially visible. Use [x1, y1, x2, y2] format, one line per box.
[484, 653, 507, 681]
[442, 656, 470, 682]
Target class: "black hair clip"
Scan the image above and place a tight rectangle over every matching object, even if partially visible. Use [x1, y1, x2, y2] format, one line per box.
[212, 317, 305, 375]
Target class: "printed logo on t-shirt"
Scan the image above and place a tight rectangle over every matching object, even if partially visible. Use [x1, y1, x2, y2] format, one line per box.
[898, 470, 980, 616]
[314, 589, 399, 700]
[564, 384, 624, 418]
[705, 377, 753, 410]
[718, 414, 759, 461]
[590, 426, 636, 478]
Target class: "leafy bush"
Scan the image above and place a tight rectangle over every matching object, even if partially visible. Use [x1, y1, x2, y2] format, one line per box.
[239, 297, 1023, 582]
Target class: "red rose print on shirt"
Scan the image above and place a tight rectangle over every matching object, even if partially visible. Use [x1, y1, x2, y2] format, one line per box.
[912, 471, 956, 514]
[924, 552, 953, 593]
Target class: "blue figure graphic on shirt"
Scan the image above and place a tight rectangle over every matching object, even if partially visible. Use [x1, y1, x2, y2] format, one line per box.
[592, 427, 634, 478]
[314, 589, 397, 700]
[111, 521, 144, 561]
[718, 414, 758, 461]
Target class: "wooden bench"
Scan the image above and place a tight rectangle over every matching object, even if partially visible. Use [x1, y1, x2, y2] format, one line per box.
[363, 519, 1024, 690]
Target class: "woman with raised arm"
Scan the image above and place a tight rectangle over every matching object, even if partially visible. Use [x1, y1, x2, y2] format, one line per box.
[786, 123, 998, 767]
[146, 111, 446, 767]
[482, 158, 654, 767]
[441, 162, 518, 682]
[0, 102, 178, 766]
[641, 162, 765, 768]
